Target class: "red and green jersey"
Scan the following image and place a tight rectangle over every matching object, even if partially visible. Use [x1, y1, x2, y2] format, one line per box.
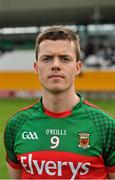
[4, 95, 115, 179]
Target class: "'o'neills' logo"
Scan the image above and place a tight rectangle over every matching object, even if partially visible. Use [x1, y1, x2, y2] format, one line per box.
[78, 133, 90, 149]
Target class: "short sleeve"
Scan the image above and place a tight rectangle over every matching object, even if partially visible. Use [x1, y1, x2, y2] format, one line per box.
[104, 117, 115, 173]
[86, 106, 115, 173]
[4, 118, 21, 169]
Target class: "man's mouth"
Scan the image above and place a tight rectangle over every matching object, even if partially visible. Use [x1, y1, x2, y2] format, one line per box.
[48, 75, 64, 79]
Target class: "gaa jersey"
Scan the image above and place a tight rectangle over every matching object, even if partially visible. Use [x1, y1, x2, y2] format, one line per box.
[4, 95, 115, 179]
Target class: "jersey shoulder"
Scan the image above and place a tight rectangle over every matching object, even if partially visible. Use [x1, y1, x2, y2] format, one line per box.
[83, 99, 115, 122]
[82, 99, 115, 150]
[4, 99, 41, 139]
[4, 99, 41, 163]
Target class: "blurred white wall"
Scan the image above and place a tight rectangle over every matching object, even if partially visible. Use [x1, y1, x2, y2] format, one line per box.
[0, 50, 35, 71]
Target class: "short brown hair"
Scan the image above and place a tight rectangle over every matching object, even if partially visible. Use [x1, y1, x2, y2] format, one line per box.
[35, 26, 81, 61]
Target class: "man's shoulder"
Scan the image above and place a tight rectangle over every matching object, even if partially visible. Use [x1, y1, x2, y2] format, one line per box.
[82, 99, 115, 124]
[6, 99, 41, 128]
[4, 99, 41, 150]
[82, 99, 115, 145]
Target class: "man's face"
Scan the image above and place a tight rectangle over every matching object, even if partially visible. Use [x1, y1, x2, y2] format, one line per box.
[34, 40, 82, 93]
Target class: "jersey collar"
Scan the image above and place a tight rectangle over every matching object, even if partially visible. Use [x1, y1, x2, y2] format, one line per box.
[39, 93, 84, 118]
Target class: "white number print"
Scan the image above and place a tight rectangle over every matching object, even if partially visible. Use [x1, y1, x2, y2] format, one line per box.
[50, 136, 59, 149]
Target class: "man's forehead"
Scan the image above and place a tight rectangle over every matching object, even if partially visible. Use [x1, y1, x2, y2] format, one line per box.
[39, 40, 75, 54]
[40, 39, 73, 46]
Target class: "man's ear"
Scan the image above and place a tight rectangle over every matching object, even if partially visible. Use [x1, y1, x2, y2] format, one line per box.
[75, 60, 82, 76]
[34, 61, 39, 74]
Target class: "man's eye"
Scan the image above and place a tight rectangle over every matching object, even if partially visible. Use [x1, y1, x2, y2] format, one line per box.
[41, 57, 52, 62]
[61, 57, 71, 62]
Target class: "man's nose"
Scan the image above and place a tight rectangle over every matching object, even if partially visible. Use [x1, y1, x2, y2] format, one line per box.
[53, 57, 61, 65]
[51, 57, 61, 70]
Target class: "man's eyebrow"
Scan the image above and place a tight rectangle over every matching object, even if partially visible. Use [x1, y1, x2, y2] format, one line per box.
[40, 54, 72, 58]
[59, 55, 71, 57]
[59, 55, 72, 58]
[40, 55, 53, 58]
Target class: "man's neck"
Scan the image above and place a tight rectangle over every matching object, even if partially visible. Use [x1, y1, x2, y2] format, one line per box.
[42, 89, 80, 113]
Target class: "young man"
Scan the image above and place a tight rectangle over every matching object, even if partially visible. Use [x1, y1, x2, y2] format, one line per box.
[4, 26, 115, 179]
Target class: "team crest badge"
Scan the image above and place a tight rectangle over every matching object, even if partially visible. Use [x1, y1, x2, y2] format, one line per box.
[78, 132, 90, 149]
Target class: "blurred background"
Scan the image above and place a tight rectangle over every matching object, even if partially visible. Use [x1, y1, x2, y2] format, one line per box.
[0, 0, 115, 178]
[0, 0, 115, 98]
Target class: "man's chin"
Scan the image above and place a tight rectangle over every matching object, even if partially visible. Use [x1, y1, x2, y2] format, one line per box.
[45, 86, 66, 94]
[49, 88, 65, 94]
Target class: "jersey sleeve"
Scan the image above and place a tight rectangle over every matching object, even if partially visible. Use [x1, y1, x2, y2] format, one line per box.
[104, 116, 115, 173]
[4, 116, 21, 169]
[85, 105, 115, 173]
